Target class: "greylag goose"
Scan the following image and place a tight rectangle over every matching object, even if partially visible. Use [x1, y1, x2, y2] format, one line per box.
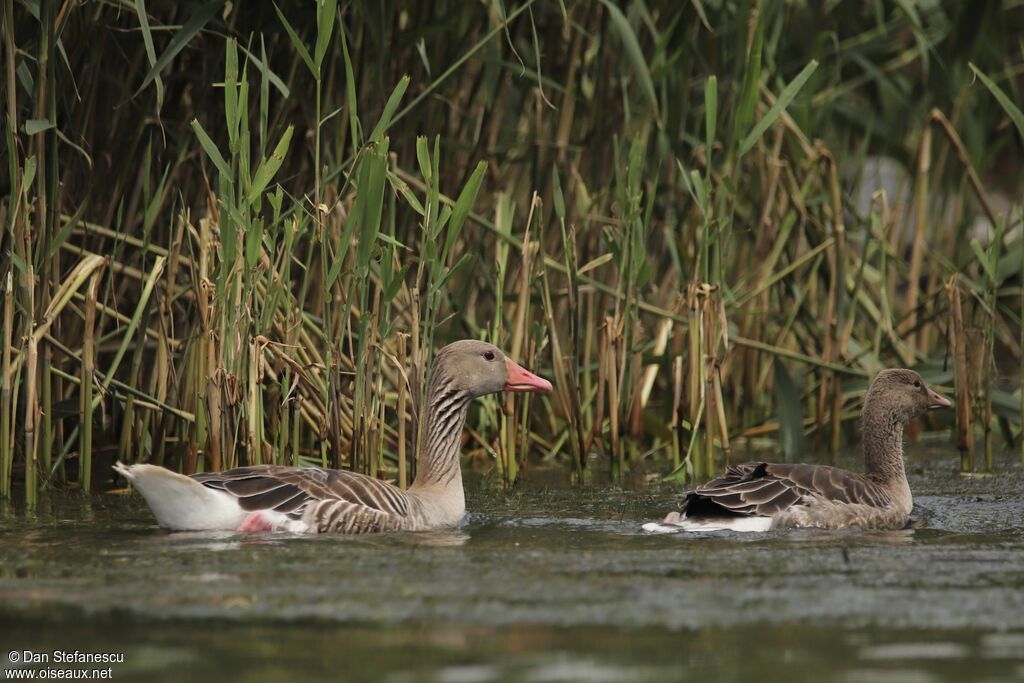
[115, 340, 552, 533]
[643, 369, 952, 533]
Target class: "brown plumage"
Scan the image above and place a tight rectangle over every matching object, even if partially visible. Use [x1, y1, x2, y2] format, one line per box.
[645, 369, 952, 532]
[191, 465, 413, 533]
[115, 340, 552, 534]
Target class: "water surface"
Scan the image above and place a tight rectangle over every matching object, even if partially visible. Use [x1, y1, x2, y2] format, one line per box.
[1, 446, 1022, 682]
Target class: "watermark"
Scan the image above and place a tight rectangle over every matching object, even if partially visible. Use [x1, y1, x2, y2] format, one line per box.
[4, 651, 125, 679]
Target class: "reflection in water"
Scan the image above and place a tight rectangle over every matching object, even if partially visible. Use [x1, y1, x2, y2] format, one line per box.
[771, 527, 918, 546]
[396, 529, 471, 547]
[165, 529, 246, 542]
[1, 617, 1020, 683]
[859, 642, 972, 660]
[157, 525, 472, 548]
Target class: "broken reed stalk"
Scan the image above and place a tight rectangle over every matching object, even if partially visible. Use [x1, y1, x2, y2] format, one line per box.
[929, 109, 1000, 228]
[983, 355, 993, 473]
[1, 272, 12, 498]
[491, 195, 510, 481]
[823, 146, 846, 455]
[397, 334, 408, 489]
[946, 277, 974, 471]
[905, 125, 931, 350]
[604, 317, 620, 478]
[637, 318, 671, 423]
[980, 215, 1007, 473]
[247, 336, 263, 465]
[686, 284, 703, 479]
[200, 218, 220, 475]
[551, 176, 586, 477]
[702, 289, 718, 474]
[501, 192, 539, 484]
[670, 352, 684, 470]
[41, 338, 52, 486]
[712, 366, 731, 461]
[80, 269, 102, 491]
[24, 334, 37, 506]
[705, 286, 730, 472]
[537, 254, 575, 471]
[583, 311, 608, 463]
[816, 184, 839, 451]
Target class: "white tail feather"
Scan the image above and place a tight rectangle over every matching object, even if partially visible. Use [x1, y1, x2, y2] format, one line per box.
[642, 513, 773, 533]
[114, 462, 245, 531]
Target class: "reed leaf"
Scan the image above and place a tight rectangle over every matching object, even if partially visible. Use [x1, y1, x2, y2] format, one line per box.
[248, 125, 294, 204]
[597, 0, 660, 124]
[190, 119, 231, 178]
[969, 63, 1024, 144]
[274, 2, 315, 75]
[134, 1, 223, 100]
[444, 161, 488, 260]
[739, 60, 819, 157]
[367, 76, 410, 144]
[314, 0, 338, 72]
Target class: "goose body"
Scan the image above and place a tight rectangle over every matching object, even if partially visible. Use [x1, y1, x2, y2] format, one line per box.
[644, 369, 951, 533]
[116, 340, 551, 534]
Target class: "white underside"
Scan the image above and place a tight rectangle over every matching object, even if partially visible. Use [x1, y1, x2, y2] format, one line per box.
[114, 462, 309, 532]
[641, 515, 774, 533]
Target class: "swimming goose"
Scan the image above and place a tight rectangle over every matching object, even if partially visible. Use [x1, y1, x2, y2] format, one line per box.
[643, 369, 952, 533]
[115, 340, 552, 533]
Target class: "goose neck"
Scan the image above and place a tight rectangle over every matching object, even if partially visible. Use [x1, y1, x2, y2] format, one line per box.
[861, 402, 912, 514]
[861, 402, 906, 481]
[410, 376, 472, 491]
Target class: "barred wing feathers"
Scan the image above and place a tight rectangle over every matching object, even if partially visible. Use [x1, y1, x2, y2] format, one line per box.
[192, 466, 411, 533]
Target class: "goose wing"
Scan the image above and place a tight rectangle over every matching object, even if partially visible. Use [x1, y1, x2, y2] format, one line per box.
[685, 462, 892, 517]
[191, 466, 411, 533]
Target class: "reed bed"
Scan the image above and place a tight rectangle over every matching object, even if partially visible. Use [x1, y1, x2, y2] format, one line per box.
[2, 1, 1024, 500]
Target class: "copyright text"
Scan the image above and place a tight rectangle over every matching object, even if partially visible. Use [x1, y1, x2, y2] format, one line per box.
[5, 651, 124, 680]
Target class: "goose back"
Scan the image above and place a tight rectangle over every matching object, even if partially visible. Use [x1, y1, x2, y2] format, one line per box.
[682, 462, 901, 529]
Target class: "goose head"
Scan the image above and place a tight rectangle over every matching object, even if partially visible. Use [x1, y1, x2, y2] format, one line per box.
[864, 369, 952, 424]
[432, 340, 552, 398]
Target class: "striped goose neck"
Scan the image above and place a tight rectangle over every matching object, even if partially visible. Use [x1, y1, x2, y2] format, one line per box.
[411, 371, 472, 490]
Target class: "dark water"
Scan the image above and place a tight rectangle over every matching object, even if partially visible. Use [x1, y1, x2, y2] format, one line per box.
[1, 446, 1023, 682]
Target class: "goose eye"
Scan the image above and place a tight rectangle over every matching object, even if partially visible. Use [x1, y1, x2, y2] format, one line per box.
[483, 351, 495, 361]
[913, 379, 921, 388]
